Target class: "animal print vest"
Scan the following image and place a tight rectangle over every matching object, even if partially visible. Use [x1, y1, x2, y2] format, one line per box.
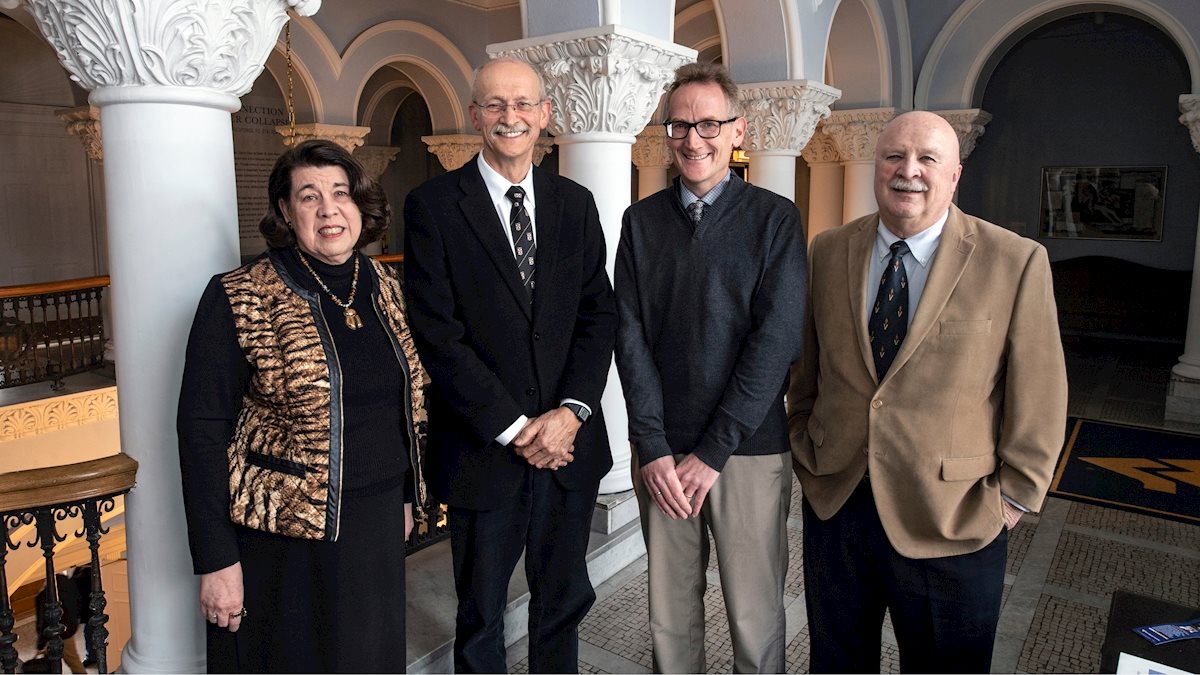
[220, 251, 428, 541]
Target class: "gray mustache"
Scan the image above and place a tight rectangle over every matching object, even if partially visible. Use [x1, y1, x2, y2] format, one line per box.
[889, 178, 928, 192]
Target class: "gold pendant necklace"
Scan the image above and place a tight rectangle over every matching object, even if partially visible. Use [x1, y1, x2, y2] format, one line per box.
[296, 248, 363, 330]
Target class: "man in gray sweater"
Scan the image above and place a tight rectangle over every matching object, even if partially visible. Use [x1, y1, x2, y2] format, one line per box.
[615, 62, 807, 673]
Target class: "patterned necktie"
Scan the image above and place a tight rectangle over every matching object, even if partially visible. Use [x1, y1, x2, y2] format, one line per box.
[506, 186, 535, 302]
[687, 200, 704, 225]
[869, 240, 910, 380]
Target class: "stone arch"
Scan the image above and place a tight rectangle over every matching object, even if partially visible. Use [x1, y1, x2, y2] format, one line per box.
[675, 0, 723, 62]
[340, 21, 472, 133]
[917, 0, 1200, 109]
[826, 0, 912, 108]
[262, 45, 319, 123]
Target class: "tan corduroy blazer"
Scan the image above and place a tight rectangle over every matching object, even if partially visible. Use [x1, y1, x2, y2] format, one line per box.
[788, 205, 1068, 559]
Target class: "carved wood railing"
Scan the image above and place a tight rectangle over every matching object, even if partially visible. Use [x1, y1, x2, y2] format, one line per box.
[0, 455, 137, 674]
[0, 277, 109, 391]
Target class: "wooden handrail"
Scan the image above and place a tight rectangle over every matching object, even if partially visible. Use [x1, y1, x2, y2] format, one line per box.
[371, 253, 405, 264]
[0, 276, 111, 300]
[0, 454, 137, 513]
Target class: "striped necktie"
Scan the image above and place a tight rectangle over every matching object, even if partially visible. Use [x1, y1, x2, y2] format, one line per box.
[506, 186, 535, 302]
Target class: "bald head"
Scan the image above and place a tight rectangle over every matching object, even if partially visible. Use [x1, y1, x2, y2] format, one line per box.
[873, 111, 963, 238]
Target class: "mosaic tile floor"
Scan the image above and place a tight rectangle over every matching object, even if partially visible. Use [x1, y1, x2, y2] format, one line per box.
[505, 336, 1200, 673]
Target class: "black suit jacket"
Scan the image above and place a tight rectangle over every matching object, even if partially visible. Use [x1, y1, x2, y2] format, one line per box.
[404, 156, 616, 510]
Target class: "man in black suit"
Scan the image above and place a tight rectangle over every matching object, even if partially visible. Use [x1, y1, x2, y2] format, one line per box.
[404, 56, 617, 674]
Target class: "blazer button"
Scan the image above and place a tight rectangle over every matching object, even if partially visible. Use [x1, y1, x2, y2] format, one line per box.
[533, 332, 542, 341]
[526, 387, 537, 396]
[871, 399, 883, 409]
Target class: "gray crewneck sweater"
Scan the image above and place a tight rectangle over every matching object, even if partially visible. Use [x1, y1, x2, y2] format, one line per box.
[615, 174, 807, 471]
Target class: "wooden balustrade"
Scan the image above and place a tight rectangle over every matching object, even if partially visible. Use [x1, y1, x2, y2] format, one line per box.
[0, 454, 137, 674]
[0, 277, 110, 391]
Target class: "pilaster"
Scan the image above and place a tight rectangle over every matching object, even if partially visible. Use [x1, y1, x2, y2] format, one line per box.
[1167, 93, 1200, 424]
[488, 26, 694, 493]
[936, 108, 993, 162]
[55, 106, 103, 162]
[278, 123, 371, 153]
[354, 145, 401, 182]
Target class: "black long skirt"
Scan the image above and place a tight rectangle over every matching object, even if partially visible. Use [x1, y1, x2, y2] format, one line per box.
[206, 484, 407, 673]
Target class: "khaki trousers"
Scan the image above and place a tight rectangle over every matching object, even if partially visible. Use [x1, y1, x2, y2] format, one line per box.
[633, 452, 791, 673]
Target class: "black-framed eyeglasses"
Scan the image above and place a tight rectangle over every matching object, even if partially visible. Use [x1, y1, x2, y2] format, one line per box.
[473, 100, 544, 115]
[663, 117, 739, 140]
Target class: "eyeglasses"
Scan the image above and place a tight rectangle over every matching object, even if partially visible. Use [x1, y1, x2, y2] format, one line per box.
[473, 100, 544, 115]
[663, 117, 739, 140]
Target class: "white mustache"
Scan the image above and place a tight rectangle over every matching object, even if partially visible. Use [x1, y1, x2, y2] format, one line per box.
[889, 178, 928, 192]
[494, 123, 530, 134]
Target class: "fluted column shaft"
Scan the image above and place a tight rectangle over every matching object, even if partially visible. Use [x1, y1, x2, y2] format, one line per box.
[491, 25, 694, 493]
[17, 1, 321, 671]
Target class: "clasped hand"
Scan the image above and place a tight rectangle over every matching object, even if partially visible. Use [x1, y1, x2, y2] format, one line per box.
[512, 407, 580, 470]
[640, 454, 720, 519]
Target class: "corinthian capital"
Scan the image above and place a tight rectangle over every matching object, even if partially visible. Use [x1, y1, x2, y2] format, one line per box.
[632, 125, 672, 169]
[489, 26, 695, 139]
[354, 146, 401, 182]
[823, 108, 895, 163]
[55, 105, 103, 162]
[423, 134, 483, 171]
[739, 81, 841, 154]
[1180, 94, 1200, 155]
[20, 0, 319, 98]
[800, 126, 840, 165]
[277, 123, 371, 154]
[936, 109, 993, 162]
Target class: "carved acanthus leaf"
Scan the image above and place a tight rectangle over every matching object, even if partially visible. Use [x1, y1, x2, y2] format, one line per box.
[277, 123, 371, 154]
[55, 105, 103, 161]
[800, 126, 840, 164]
[21, 0, 318, 96]
[632, 125, 671, 168]
[492, 30, 693, 137]
[423, 134, 483, 171]
[936, 109, 992, 162]
[354, 146, 401, 181]
[822, 108, 895, 162]
[740, 81, 841, 153]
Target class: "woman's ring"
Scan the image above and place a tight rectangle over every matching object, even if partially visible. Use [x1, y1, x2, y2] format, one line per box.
[655, 491, 663, 496]
[229, 607, 248, 619]
[209, 613, 218, 621]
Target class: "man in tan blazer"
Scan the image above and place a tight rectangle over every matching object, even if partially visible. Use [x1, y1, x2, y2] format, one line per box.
[788, 111, 1067, 673]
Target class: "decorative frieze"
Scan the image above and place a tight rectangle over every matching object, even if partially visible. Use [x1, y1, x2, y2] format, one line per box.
[800, 126, 841, 165]
[739, 81, 841, 154]
[355, 146, 401, 181]
[936, 109, 993, 162]
[632, 125, 672, 169]
[1180, 94, 1200, 155]
[0, 386, 118, 442]
[277, 123, 371, 153]
[18, 0, 320, 96]
[490, 26, 694, 138]
[822, 107, 895, 163]
[55, 105, 103, 162]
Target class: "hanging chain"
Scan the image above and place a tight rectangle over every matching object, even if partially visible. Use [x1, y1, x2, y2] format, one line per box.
[285, 18, 297, 140]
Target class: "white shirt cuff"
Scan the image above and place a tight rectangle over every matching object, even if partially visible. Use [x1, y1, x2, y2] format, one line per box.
[496, 415, 529, 446]
[559, 398, 591, 416]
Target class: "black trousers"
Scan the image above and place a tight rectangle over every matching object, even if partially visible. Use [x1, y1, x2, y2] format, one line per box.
[803, 480, 1007, 674]
[449, 468, 599, 673]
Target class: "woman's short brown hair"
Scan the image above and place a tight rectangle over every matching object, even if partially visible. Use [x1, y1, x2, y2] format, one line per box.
[259, 139, 391, 248]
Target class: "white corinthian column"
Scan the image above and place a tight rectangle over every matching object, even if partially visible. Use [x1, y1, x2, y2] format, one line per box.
[1168, 94, 1200, 424]
[13, 0, 320, 671]
[490, 26, 695, 493]
[739, 81, 841, 202]
[823, 107, 895, 221]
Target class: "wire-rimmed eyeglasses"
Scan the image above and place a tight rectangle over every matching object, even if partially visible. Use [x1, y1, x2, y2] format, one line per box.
[473, 100, 544, 115]
[662, 117, 739, 140]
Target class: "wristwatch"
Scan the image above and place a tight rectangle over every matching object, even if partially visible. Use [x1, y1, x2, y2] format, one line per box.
[562, 402, 590, 424]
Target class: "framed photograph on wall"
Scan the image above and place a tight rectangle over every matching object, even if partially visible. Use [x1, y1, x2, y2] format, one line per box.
[1040, 166, 1166, 240]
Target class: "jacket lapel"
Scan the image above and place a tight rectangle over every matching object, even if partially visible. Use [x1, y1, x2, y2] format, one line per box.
[847, 216, 879, 381]
[530, 168, 561, 323]
[882, 205, 976, 382]
[456, 156, 533, 321]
